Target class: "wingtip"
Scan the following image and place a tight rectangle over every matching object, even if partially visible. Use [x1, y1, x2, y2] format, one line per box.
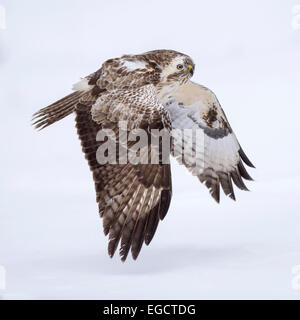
[108, 250, 114, 259]
[144, 237, 151, 246]
[239, 147, 255, 168]
[108, 241, 118, 260]
[212, 194, 220, 204]
[120, 251, 129, 262]
[238, 161, 254, 181]
[132, 253, 139, 261]
[229, 193, 236, 201]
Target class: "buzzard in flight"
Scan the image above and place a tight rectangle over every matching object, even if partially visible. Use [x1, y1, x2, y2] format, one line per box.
[33, 50, 254, 261]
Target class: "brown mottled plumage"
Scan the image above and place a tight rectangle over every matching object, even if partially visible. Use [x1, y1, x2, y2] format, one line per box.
[32, 49, 254, 261]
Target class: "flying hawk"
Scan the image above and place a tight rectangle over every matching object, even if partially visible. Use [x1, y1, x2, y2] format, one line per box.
[32, 49, 254, 261]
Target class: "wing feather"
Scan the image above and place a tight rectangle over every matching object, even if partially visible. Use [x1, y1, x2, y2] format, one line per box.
[75, 87, 172, 261]
[164, 81, 254, 202]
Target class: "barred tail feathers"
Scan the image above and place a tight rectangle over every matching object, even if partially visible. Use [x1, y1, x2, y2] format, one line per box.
[32, 91, 85, 130]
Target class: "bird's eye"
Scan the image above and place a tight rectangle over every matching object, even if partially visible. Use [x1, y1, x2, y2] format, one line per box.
[177, 64, 183, 70]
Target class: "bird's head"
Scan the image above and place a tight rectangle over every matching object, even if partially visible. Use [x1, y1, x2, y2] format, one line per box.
[152, 51, 195, 84]
[141, 50, 195, 85]
[141, 50, 195, 98]
[160, 54, 195, 84]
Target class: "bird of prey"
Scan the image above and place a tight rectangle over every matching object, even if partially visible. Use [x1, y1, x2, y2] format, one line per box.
[32, 49, 254, 261]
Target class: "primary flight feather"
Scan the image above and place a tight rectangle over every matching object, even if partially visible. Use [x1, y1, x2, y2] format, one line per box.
[32, 49, 254, 261]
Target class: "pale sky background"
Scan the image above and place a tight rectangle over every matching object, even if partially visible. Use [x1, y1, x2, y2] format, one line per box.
[0, 0, 300, 299]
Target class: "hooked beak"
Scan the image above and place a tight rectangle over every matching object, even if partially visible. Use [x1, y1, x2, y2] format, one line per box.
[185, 64, 194, 76]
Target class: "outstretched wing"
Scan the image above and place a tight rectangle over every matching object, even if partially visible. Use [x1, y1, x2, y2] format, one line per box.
[75, 67, 172, 261]
[76, 102, 172, 261]
[33, 54, 172, 261]
[164, 81, 254, 203]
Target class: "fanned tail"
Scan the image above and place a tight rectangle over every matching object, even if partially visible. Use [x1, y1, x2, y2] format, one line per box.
[32, 91, 85, 130]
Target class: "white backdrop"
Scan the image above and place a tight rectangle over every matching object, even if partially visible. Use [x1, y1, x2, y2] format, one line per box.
[1, 0, 300, 299]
